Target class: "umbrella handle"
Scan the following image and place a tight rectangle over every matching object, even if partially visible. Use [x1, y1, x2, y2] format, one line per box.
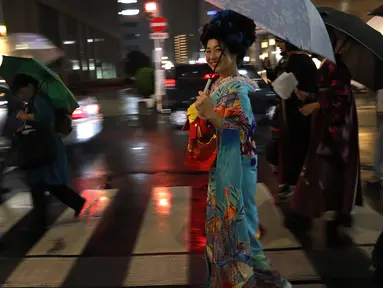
[203, 79, 212, 94]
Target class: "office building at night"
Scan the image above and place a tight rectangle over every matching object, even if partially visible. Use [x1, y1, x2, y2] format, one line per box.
[3, 0, 121, 85]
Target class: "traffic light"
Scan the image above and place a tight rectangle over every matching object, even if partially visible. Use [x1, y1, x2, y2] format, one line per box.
[144, 2, 157, 19]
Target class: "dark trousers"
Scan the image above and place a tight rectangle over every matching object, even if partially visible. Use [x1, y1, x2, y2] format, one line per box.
[30, 183, 85, 225]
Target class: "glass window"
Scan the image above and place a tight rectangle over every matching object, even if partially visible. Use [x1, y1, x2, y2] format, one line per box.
[123, 22, 139, 28]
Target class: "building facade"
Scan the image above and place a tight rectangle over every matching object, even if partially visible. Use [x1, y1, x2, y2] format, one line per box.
[118, 0, 153, 59]
[3, 0, 121, 85]
[118, 0, 381, 70]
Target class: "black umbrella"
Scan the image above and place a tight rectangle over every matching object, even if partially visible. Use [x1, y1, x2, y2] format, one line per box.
[369, 5, 383, 16]
[318, 6, 383, 91]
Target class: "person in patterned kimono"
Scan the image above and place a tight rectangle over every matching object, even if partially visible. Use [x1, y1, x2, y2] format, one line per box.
[286, 51, 363, 242]
[192, 10, 291, 288]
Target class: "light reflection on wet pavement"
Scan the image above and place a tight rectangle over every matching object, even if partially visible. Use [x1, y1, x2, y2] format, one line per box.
[0, 92, 381, 287]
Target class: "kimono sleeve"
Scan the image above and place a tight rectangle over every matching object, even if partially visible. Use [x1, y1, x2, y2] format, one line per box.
[217, 85, 253, 144]
[319, 61, 351, 143]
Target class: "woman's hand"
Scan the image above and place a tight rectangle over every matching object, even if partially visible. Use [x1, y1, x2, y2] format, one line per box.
[195, 91, 216, 120]
[295, 89, 309, 101]
[299, 102, 320, 116]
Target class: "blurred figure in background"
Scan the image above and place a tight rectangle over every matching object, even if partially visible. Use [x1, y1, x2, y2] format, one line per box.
[262, 57, 275, 83]
[0, 85, 25, 201]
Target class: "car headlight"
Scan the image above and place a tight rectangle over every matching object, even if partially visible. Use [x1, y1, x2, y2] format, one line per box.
[266, 106, 276, 120]
[170, 111, 187, 125]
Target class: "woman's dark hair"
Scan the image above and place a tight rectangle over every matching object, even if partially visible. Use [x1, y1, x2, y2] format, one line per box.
[276, 37, 299, 52]
[200, 10, 256, 64]
[11, 73, 39, 92]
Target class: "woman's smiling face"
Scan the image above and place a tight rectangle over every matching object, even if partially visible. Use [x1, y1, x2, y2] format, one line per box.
[205, 39, 236, 74]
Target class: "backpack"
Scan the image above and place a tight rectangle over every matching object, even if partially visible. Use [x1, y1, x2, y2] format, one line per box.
[36, 95, 73, 138]
[11, 121, 56, 169]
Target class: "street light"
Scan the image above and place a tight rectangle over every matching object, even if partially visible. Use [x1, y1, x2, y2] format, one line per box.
[144, 2, 157, 19]
[144, 2, 157, 13]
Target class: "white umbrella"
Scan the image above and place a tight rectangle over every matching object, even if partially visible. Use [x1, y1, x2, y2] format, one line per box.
[0, 33, 64, 64]
[205, 0, 335, 63]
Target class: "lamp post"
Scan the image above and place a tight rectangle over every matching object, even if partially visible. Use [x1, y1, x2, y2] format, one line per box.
[145, 1, 166, 113]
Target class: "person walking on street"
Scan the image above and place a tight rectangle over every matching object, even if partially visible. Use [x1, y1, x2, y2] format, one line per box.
[12, 74, 85, 229]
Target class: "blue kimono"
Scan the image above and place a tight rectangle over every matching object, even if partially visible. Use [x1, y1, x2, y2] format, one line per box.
[205, 76, 289, 287]
[26, 94, 69, 187]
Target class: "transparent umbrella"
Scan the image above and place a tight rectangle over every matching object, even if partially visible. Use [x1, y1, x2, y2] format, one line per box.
[205, 0, 335, 62]
[0, 33, 64, 64]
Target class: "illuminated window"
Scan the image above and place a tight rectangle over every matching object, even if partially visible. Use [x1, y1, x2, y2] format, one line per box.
[261, 41, 268, 48]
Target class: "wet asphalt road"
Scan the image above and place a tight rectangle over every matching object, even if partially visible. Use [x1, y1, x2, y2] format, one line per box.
[0, 94, 381, 287]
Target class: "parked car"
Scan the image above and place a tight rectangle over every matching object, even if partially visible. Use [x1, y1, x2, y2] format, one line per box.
[165, 64, 277, 151]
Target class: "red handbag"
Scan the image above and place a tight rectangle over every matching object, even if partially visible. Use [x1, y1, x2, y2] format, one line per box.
[182, 118, 217, 171]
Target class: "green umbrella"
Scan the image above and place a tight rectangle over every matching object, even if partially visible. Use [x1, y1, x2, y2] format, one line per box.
[0, 55, 79, 113]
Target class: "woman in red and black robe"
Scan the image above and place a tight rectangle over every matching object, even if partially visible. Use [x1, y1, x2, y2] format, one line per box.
[286, 54, 363, 235]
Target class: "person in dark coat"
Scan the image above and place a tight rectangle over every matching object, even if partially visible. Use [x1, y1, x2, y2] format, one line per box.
[272, 39, 318, 201]
[12, 74, 85, 228]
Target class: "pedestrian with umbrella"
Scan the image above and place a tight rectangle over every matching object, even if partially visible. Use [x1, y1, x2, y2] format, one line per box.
[187, 0, 334, 286]
[0, 56, 85, 229]
[287, 7, 383, 244]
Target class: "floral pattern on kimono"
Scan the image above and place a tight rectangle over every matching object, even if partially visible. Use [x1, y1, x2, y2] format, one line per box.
[205, 76, 259, 287]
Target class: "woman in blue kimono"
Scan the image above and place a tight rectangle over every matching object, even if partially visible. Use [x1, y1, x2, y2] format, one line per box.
[194, 11, 291, 287]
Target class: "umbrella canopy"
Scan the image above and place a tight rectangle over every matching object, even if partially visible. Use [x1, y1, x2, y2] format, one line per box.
[369, 5, 383, 17]
[318, 6, 383, 91]
[0, 33, 64, 64]
[204, 0, 335, 63]
[0, 55, 79, 113]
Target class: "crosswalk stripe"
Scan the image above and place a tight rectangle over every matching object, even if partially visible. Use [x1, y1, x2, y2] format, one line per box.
[0, 192, 32, 237]
[132, 186, 191, 254]
[125, 184, 313, 286]
[256, 184, 301, 250]
[27, 189, 118, 256]
[0, 180, 381, 287]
